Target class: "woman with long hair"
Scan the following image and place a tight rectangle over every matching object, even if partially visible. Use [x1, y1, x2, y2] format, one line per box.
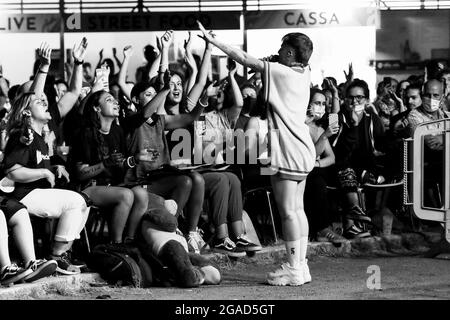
[71, 90, 150, 245]
[3, 91, 90, 275]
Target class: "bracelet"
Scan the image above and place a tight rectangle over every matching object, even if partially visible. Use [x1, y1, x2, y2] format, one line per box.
[198, 100, 208, 108]
[38, 70, 48, 74]
[74, 59, 84, 65]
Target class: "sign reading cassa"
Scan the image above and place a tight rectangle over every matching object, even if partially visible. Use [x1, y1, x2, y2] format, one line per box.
[245, 8, 380, 29]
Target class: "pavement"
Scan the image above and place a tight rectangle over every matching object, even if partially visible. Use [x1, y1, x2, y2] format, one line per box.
[0, 231, 447, 299]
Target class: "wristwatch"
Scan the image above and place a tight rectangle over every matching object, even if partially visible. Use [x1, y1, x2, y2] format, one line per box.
[74, 59, 84, 65]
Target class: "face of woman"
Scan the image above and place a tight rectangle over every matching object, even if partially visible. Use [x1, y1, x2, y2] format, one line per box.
[308, 93, 326, 120]
[98, 92, 120, 118]
[139, 86, 157, 106]
[167, 74, 183, 104]
[29, 93, 51, 123]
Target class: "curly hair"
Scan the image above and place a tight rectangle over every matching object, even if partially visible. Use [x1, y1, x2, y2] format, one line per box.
[6, 92, 36, 145]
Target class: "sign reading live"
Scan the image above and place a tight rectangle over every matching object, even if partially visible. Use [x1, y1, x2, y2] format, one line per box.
[245, 8, 380, 29]
[0, 12, 241, 32]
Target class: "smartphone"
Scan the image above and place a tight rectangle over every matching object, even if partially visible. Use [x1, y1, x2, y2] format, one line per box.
[329, 113, 339, 125]
[95, 67, 110, 92]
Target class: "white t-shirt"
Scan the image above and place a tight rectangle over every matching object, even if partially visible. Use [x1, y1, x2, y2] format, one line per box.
[262, 61, 316, 180]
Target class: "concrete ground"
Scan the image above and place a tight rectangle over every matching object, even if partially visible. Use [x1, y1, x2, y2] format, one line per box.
[1, 231, 449, 300]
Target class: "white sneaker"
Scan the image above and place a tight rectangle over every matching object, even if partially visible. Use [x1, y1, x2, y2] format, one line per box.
[266, 262, 304, 286]
[302, 259, 312, 284]
[187, 228, 210, 254]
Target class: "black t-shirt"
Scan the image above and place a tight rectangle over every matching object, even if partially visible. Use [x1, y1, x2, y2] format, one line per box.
[71, 124, 127, 186]
[3, 131, 52, 200]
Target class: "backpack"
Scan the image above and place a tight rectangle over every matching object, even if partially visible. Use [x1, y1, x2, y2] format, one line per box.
[87, 244, 153, 288]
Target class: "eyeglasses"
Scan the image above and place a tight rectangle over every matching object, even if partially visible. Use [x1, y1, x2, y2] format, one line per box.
[346, 95, 366, 103]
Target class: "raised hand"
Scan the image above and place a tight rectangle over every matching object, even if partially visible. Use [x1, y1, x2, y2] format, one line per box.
[123, 45, 134, 59]
[344, 63, 353, 83]
[92, 75, 108, 93]
[184, 31, 192, 53]
[112, 47, 118, 56]
[197, 20, 216, 45]
[99, 48, 104, 58]
[161, 30, 174, 49]
[72, 37, 88, 62]
[37, 42, 52, 66]
[156, 36, 162, 54]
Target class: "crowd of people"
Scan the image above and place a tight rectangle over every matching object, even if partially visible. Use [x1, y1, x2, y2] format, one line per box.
[0, 22, 449, 288]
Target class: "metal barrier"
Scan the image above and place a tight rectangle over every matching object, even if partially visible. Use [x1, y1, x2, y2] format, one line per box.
[403, 118, 450, 243]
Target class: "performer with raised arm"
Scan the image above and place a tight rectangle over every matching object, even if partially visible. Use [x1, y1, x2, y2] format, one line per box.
[197, 21, 316, 286]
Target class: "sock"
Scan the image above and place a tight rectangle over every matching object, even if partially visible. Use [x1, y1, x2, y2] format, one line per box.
[299, 236, 308, 264]
[285, 240, 301, 268]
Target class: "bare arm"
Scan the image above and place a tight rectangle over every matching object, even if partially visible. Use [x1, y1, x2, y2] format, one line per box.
[117, 45, 134, 101]
[184, 32, 198, 95]
[30, 42, 52, 96]
[143, 88, 170, 119]
[76, 162, 106, 181]
[315, 136, 335, 168]
[148, 38, 162, 81]
[197, 21, 264, 73]
[58, 38, 88, 118]
[164, 103, 205, 130]
[226, 63, 244, 127]
[186, 36, 212, 108]
[6, 164, 55, 187]
[112, 48, 122, 69]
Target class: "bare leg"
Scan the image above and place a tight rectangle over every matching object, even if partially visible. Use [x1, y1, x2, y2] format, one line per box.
[9, 209, 36, 265]
[0, 211, 11, 269]
[83, 186, 134, 243]
[271, 176, 302, 268]
[125, 186, 149, 241]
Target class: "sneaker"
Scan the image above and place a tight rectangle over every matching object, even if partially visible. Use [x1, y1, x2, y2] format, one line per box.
[301, 259, 312, 284]
[343, 224, 371, 239]
[186, 228, 210, 254]
[212, 237, 246, 258]
[49, 252, 81, 275]
[65, 251, 87, 268]
[0, 264, 32, 286]
[22, 259, 57, 283]
[316, 227, 347, 244]
[235, 234, 262, 252]
[266, 262, 304, 286]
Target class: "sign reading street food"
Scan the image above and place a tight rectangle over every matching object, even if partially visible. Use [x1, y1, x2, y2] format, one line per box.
[245, 8, 380, 29]
[0, 12, 241, 32]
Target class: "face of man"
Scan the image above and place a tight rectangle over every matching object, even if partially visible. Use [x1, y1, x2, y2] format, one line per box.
[277, 44, 296, 67]
[422, 80, 444, 113]
[405, 88, 422, 110]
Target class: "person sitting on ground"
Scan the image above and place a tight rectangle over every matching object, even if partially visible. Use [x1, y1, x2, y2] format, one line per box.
[139, 197, 221, 288]
[0, 198, 57, 286]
